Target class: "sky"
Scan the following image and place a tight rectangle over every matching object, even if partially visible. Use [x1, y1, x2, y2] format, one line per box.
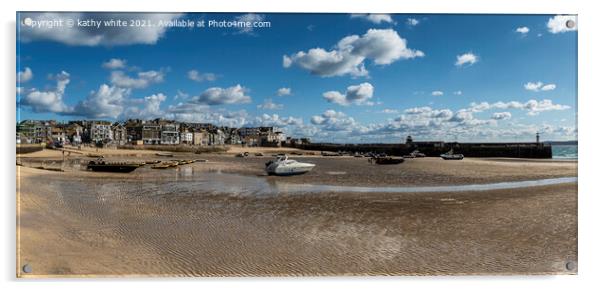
[16, 12, 578, 143]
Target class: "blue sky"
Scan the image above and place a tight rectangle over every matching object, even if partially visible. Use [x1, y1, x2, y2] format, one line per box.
[16, 13, 577, 142]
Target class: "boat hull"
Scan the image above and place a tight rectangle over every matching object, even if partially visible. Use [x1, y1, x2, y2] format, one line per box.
[87, 165, 139, 173]
[266, 164, 315, 176]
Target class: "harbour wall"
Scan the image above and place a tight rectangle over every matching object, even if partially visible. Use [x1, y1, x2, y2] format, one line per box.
[293, 142, 553, 158]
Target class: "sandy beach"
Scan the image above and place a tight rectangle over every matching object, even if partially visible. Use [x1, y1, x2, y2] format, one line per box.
[16, 148, 577, 276]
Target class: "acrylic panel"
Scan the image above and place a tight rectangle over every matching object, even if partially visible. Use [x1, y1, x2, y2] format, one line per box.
[16, 12, 578, 277]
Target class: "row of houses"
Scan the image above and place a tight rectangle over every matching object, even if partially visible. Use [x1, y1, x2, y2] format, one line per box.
[16, 119, 295, 147]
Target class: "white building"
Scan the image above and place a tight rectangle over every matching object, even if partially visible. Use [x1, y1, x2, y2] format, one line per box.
[180, 132, 193, 144]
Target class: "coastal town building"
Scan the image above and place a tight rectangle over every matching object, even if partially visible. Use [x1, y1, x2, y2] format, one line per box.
[88, 121, 113, 143]
[17, 119, 293, 148]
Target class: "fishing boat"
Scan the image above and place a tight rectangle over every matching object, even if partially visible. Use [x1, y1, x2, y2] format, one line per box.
[370, 156, 405, 165]
[151, 163, 172, 169]
[440, 149, 464, 160]
[255, 152, 264, 156]
[404, 150, 426, 158]
[86, 159, 140, 173]
[265, 155, 315, 176]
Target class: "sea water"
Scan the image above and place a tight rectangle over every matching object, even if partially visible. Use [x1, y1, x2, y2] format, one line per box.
[552, 145, 578, 159]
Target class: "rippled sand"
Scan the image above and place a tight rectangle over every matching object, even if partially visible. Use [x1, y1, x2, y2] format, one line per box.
[16, 156, 577, 277]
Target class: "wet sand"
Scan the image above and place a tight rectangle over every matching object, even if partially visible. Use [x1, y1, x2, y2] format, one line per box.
[16, 153, 577, 276]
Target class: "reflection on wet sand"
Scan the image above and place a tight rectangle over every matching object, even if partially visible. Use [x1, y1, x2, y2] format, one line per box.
[17, 155, 578, 276]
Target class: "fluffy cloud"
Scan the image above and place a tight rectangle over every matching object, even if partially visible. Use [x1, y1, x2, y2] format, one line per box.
[310, 110, 358, 131]
[19, 12, 182, 46]
[431, 90, 444, 96]
[189, 84, 252, 105]
[406, 18, 419, 26]
[257, 99, 283, 110]
[254, 114, 303, 127]
[468, 99, 570, 116]
[276, 87, 292, 96]
[18, 67, 33, 83]
[187, 70, 217, 82]
[21, 71, 72, 113]
[284, 29, 424, 77]
[491, 112, 512, 120]
[110, 70, 165, 89]
[547, 15, 577, 34]
[102, 58, 127, 69]
[71, 84, 130, 118]
[350, 14, 394, 24]
[515, 26, 530, 34]
[524, 81, 556, 92]
[455, 52, 478, 67]
[323, 82, 374, 106]
[165, 105, 250, 128]
[234, 13, 265, 34]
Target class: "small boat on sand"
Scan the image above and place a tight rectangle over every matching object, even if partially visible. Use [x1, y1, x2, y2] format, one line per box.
[370, 156, 405, 165]
[265, 155, 315, 176]
[87, 159, 140, 173]
[151, 163, 172, 169]
[255, 152, 264, 156]
[440, 149, 464, 160]
[404, 150, 426, 158]
[236, 152, 249, 157]
[156, 152, 174, 157]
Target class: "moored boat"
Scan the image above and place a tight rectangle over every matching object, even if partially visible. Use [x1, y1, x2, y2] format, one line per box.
[86, 159, 140, 173]
[370, 156, 405, 165]
[265, 155, 315, 176]
[156, 152, 174, 157]
[440, 149, 464, 160]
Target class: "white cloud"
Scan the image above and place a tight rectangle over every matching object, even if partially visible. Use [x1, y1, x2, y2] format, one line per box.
[234, 13, 265, 34]
[310, 110, 359, 132]
[407, 18, 419, 26]
[165, 105, 250, 128]
[257, 99, 283, 110]
[276, 87, 292, 96]
[19, 12, 182, 46]
[431, 90, 444, 96]
[547, 15, 577, 34]
[455, 52, 478, 67]
[491, 112, 512, 120]
[190, 84, 252, 105]
[72, 84, 130, 118]
[254, 114, 303, 127]
[350, 14, 394, 24]
[515, 26, 530, 34]
[18, 67, 33, 83]
[453, 90, 463, 95]
[524, 81, 556, 92]
[21, 71, 72, 113]
[102, 58, 127, 69]
[187, 70, 217, 82]
[381, 109, 399, 114]
[110, 70, 165, 89]
[468, 99, 570, 116]
[323, 82, 374, 106]
[284, 29, 424, 77]
[124, 93, 167, 119]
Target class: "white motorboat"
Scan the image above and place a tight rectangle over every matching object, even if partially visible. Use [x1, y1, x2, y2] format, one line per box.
[265, 155, 315, 176]
[440, 149, 464, 160]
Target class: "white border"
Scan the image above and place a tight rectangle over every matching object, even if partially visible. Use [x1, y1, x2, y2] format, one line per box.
[2, 0, 600, 289]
